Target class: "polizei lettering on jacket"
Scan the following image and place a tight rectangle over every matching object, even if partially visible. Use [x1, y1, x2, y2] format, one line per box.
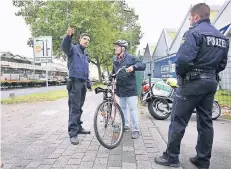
[206, 36, 226, 48]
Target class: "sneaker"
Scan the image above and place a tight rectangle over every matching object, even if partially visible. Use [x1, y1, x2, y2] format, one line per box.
[131, 131, 140, 139]
[124, 126, 130, 132]
[70, 136, 79, 145]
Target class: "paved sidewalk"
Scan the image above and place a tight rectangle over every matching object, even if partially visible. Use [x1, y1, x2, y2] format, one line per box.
[1, 92, 181, 169]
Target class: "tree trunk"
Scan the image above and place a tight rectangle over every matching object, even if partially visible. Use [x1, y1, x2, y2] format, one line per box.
[97, 63, 102, 83]
[96, 57, 102, 83]
[107, 66, 110, 76]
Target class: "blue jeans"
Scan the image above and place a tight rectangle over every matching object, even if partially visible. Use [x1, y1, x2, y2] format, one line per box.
[119, 96, 139, 132]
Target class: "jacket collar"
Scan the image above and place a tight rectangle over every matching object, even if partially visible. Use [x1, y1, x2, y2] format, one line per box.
[116, 52, 129, 60]
[76, 44, 88, 56]
[192, 18, 210, 27]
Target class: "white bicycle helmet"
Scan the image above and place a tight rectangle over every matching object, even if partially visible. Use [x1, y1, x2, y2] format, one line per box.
[113, 40, 129, 49]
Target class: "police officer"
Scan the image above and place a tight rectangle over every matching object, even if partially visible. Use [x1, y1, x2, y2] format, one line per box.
[155, 3, 229, 169]
[61, 28, 92, 145]
[112, 40, 146, 139]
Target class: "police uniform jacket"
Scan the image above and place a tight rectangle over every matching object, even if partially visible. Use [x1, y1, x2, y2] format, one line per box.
[175, 18, 230, 77]
[61, 36, 90, 86]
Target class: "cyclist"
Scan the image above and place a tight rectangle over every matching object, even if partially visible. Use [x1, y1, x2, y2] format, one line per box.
[112, 40, 146, 139]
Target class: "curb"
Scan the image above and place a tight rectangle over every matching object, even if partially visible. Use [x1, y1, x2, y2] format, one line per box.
[146, 111, 184, 169]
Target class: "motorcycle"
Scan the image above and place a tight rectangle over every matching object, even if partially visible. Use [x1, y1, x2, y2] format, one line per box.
[140, 74, 221, 120]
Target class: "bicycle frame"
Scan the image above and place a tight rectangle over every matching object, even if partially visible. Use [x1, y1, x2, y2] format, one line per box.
[98, 66, 126, 126]
[93, 66, 128, 149]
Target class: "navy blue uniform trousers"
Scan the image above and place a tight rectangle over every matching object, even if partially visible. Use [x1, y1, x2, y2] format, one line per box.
[165, 78, 218, 167]
[68, 78, 87, 138]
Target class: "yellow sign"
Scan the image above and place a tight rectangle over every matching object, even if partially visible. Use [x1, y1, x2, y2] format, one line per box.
[169, 32, 176, 40]
[210, 10, 218, 22]
[35, 46, 41, 53]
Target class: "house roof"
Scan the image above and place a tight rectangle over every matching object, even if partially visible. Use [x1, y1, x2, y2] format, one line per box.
[152, 28, 177, 59]
[164, 28, 177, 49]
[147, 43, 156, 56]
[169, 5, 221, 54]
[142, 43, 156, 62]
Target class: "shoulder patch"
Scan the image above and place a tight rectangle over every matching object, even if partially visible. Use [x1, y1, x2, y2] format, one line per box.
[180, 37, 186, 46]
[206, 36, 227, 48]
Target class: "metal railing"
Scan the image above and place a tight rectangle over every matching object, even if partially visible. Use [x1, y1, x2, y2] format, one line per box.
[216, 61, 231, 108]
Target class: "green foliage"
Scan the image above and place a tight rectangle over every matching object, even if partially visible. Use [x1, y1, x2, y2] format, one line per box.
[1, 89, 68, 104]
[0, 83, 103, 104]
[13, 0, 142, 80]
[215, 90, 231, 107]
[91, 82, 104, 90]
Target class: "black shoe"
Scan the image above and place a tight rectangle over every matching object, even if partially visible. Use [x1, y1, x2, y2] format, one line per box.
[70, 136, 79, 145]
[77, 128, 91, 134]
[155, 156, 180, 168]
[189, 157, 209, 169]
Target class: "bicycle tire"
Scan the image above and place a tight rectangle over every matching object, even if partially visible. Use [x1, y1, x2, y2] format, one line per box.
[94, 100, 125, 149]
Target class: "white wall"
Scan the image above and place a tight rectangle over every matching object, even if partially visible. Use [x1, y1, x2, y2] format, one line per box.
[89, 63, 100, 80]
[169, 8, 191, 54]
[213, 1, 231, 30]
[152, 31, 168, 60]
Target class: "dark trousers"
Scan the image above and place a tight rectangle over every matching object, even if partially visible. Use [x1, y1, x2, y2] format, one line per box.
[68, 78, 87, 138]
[165, 79, 218, 167]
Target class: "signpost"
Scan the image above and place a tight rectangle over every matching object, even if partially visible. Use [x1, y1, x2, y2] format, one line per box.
[33, 36, 52, 88]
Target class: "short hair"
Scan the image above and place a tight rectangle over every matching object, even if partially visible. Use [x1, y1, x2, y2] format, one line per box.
[190, 3, 210, 18]
[80, 33, 90, 39]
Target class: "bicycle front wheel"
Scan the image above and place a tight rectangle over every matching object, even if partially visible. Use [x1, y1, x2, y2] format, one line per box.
[94, 100, 125, 149]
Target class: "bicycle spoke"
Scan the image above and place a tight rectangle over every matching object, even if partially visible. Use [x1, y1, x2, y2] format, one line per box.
[95, 101, 123, 148]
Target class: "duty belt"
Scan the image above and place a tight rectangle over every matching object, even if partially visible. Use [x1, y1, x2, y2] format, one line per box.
[185, 70, 216, 81]
[190, 68, 216, 74]
[70, 77, 86, 82]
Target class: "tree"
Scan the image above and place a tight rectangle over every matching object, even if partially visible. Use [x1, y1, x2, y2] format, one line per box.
[13, 0, 142, 81]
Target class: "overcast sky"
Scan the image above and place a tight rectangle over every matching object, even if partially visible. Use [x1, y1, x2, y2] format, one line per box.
[0, 0, 226, 58]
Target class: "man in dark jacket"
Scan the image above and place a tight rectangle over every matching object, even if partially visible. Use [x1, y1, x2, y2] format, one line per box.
[112, 40, 146, 139]
[154, 3, 229, 168]
[61, 27, 92, 145]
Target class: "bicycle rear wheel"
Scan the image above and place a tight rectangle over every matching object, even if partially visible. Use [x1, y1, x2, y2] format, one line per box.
[94, 100, 125, 149]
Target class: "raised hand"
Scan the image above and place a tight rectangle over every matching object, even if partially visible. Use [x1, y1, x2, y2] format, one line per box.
[66, 27, 75, 36]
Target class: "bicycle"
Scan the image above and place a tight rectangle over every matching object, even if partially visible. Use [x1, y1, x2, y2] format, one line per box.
[93, 66, 126, 149]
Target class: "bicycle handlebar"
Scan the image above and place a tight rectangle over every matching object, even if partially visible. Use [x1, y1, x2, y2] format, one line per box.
[111, 66, 126, 78]
[105, 66, 128, 86]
